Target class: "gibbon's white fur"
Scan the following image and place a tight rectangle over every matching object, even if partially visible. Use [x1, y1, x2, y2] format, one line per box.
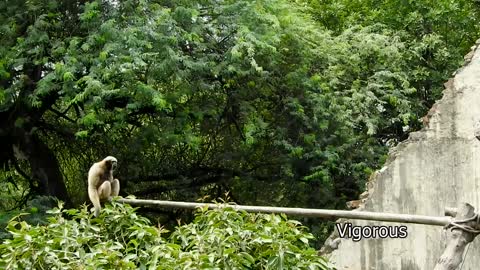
[88, 156, 120, 217]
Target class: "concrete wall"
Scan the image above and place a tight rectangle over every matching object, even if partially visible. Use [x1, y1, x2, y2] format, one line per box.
[327, 40, 480, 270]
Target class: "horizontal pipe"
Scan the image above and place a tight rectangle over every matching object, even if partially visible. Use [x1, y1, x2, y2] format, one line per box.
[117, 198, 452, 226]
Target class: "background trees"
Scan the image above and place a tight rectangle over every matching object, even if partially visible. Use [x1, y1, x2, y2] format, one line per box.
[1, 0, 479, 245]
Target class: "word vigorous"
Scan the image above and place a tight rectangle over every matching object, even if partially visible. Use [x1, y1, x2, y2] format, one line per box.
[336, 222, 408, 242]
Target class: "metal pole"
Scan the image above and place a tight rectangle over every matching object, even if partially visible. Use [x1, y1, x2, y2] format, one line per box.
[117, 198, 451, 226]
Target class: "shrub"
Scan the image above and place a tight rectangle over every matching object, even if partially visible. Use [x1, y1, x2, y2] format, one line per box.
[0, 200, 334, 269]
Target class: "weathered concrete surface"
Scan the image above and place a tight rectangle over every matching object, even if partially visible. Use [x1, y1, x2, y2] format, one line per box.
[327, 40, 480, 270]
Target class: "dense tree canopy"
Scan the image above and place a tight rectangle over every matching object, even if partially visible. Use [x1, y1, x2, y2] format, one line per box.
[1, 0, 479, 250]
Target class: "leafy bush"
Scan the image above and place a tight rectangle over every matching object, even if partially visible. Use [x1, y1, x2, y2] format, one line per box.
[0, 196, 57, 242]
[0, 200, 333, 269]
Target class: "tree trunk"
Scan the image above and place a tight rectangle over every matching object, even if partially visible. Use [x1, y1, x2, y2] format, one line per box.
[14, 128, 72, 207]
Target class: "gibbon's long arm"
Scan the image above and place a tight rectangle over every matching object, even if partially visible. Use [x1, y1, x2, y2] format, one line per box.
[88, 184, 102, 217]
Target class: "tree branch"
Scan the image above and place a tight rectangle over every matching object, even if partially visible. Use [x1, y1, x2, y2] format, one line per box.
[49, 108, 76, 123]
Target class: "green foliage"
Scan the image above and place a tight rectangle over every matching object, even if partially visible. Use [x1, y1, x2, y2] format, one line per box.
[0, 201, 333, 269]
[306, 0, 480, 103]
[2, 0, 480, 248]
[0, 196, 56, 242]
[0, 170, 29, 212]
[172, 206, 331, 269]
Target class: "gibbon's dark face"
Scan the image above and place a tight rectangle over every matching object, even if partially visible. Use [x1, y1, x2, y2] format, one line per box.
[104, 156, 118, 171]
[106, 160, 117, 171]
